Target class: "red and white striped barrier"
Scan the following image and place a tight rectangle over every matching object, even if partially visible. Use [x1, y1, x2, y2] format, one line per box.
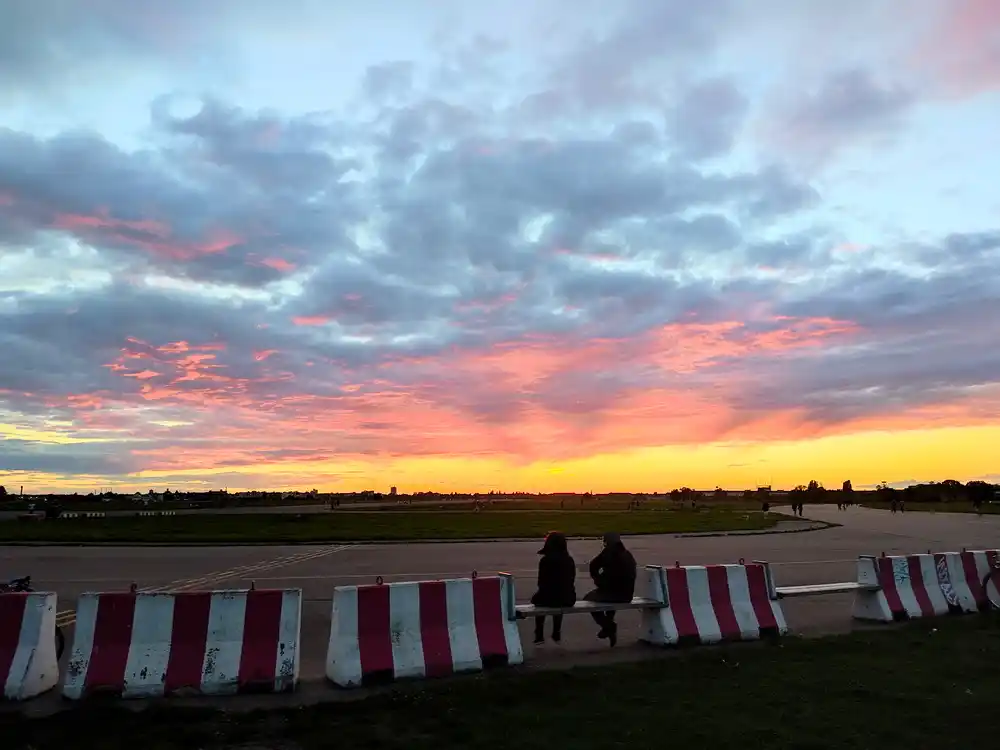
[327, 575, 522, 688]
[1, 592, 60, 701]
[63, 588, 301, 699]
[639, 562, 788, 646]
[854, 550, 1000, 622]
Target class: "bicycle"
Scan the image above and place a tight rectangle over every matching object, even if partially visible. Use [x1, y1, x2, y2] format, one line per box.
[1, 575, 66, 659]
[985, 562, 1000, 611]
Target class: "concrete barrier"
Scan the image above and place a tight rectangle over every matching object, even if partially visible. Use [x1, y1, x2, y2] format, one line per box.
[327, 575, 523, 688]
[0, 592, 60, 701]
[854, 550, 1000, 622]
[63, 588, 301, 699]
[640, 563, 788, 646]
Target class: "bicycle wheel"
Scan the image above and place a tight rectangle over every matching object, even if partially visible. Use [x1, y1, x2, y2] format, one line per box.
[984, 567, 1000, 611]
[55, 625, 65, 660]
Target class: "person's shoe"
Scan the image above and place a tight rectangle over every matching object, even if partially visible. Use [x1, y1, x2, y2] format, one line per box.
[533, 635, 544, 645]
[552, 632, 561, 643]
[597, 627, 610, 639]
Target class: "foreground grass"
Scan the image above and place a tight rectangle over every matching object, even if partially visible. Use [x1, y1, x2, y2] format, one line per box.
[0, 509, 778, 543]
[4, 615, 999, 749]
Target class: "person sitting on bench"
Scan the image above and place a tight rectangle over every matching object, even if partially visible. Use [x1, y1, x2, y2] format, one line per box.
[531, 531, 577, 644]
[583, 532, 636, 647]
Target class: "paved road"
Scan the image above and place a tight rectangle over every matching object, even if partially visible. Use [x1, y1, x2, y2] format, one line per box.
[2, 504, 998, 711]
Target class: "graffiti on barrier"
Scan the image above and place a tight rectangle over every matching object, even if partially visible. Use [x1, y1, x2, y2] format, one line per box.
[935, 555, 958, 606]
[891, 557, 910, 585]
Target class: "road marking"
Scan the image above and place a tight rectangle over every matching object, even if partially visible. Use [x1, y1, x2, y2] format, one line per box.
[54, 545, 351, 628]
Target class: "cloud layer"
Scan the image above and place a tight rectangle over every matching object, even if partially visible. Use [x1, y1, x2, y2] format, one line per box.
[2, 0, 999, 490]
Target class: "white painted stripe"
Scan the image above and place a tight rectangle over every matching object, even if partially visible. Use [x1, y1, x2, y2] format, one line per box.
[497, 576, 524, 666]
[892, 557, 922, 618]
[944, 554, 976, 612]
[274, 589, 301, 690]
[122, 594, 174, 698]
[445, 579, 482, 673]
[852, 557, 892, 622]
[327, 586, 362, 687]
[768, 589, 789, 633]
[638, 567, 675, 646]
[388, 583, 425, 680]
[655, 567, 680, 643]
[199, 591, 248, 695]
[971, 551, 995, 586]
[5, 597, 31, 698]
[724, 566, 761, 639]
[62, 593, 100, 699]
[915, 555, 949, 615]
[684, 567, 723, 644]
[4, 594, 46, 699]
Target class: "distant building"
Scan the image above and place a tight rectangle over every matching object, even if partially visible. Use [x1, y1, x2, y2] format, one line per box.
[390, 486, 398, 496]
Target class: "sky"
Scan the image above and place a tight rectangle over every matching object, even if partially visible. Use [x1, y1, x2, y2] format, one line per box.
[1, 0, 999, 495]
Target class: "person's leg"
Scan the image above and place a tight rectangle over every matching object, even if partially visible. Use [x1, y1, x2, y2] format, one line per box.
[590, 609, 610, 637]
[534, 615, 545, 644]
[551, 614, 563, 642]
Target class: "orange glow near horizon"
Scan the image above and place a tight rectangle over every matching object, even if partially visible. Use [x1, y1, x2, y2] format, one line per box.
[3, 423, 999, 495]
[3, 312, 999, 493]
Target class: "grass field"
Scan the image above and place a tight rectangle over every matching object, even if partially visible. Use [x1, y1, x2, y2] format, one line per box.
[0, 508, 779, 543]
[4, 615, 998, 749]
[376, 497, 768, 512]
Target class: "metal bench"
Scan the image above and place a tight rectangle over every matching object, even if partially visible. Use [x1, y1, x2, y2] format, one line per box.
[514, 597, 665, 620]
[754, 559, 881, 600]
[775, 582, 879, 598]
[498, 572, 665, 622]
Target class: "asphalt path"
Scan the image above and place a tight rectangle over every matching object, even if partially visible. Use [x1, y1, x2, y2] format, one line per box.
[2, 504, 998, 712]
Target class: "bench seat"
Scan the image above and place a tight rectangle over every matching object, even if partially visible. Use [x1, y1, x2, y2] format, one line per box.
[775, 582, 879, 598]
[514, 597, 664, 618]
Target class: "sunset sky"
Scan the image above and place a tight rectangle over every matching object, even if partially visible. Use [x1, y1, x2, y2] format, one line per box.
[2, 0, 999, 494]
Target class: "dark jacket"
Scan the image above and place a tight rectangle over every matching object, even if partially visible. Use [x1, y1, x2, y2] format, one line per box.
[531, 532, 577, 607]
[586, 540, 637, 603]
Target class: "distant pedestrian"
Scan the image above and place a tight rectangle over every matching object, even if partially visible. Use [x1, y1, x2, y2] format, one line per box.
[530, 531, 577, 644]
[583, 532, 637, 648]
[890, 500, 898, 514]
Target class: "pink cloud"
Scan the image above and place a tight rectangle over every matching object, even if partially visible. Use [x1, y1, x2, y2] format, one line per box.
[34, 310, 988, 478]
[911, 0, 1000, 96]
[259, 257, 296, 272]
[50, 209, 243, 260]
[291, 315, 332, 326]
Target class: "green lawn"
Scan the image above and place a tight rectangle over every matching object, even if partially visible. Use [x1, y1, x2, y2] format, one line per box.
[0, 509, 778, 543]
[3, 615, 998, 749]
